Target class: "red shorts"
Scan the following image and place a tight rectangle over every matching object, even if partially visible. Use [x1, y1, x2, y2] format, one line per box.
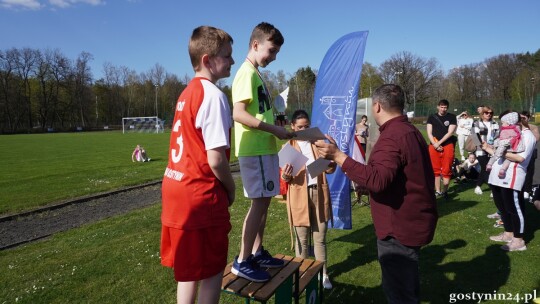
[429, 143, 455, 179]
[160, 223, 231, 282]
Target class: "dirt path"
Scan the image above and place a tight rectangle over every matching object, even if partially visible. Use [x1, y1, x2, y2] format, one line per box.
[1, 167, 241, 250]
[0, 182, 162, 250]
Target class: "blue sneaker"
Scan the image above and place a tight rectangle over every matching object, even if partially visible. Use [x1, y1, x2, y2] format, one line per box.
[253, 247, 284, 268]
[231, 255, 270, 282]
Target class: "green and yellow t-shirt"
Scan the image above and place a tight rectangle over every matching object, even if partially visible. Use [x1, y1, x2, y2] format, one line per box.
[232, 61, 277, 157]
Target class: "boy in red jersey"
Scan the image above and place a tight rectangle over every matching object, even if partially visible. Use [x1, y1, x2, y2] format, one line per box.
[161, 26, 236, 304]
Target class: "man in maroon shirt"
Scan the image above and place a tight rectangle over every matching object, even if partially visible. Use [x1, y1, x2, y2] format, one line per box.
[315, 84, 438, 304]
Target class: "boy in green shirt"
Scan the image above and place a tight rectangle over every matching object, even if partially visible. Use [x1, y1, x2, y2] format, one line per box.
[231, 22, 294, 282]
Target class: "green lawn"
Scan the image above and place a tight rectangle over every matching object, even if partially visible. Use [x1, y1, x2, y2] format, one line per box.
[0, 130, 539, 303]
[1, 131, 169, 215]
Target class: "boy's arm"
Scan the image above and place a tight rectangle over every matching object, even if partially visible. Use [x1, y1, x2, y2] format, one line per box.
[233, 102, 293, 140]
[437, 124, 457, 145]
[426, 123, 438, 147]
[207, 147, 235, 206]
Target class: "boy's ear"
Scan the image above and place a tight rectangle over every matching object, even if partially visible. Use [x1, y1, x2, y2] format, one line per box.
[201, 54, 210, 68]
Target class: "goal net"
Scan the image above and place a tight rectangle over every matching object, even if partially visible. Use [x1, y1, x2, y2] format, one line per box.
[122, 116, 164, 133]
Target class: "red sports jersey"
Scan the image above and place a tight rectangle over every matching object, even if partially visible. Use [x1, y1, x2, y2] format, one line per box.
[161, 77, 231, 229]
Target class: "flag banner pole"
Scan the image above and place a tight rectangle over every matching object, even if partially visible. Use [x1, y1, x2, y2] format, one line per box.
[311, 31, 369, 229]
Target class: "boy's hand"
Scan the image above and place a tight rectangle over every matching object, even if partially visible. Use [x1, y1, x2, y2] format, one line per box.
[273, 125, 295, 140]
[281, 164, 293, 182]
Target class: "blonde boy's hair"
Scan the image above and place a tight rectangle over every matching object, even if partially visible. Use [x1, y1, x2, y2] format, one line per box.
[249, 22, 284, 47]
[189, 26, 233, 71]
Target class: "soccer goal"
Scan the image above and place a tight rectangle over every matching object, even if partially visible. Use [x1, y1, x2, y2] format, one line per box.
[122, 116, 164, 134]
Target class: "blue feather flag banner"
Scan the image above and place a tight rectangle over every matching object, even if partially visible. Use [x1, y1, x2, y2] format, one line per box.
[311, 31, 368, 229]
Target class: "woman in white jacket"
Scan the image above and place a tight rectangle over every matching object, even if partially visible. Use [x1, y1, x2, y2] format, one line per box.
[456, 111, 473, 161]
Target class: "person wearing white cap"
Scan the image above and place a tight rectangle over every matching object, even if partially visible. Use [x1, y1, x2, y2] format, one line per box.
[486, 112, 524, 178]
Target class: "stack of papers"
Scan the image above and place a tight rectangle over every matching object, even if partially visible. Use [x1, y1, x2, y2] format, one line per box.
[278, 127, 332, 179]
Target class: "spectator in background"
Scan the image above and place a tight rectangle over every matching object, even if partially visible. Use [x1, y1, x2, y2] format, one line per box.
[486, 112, 524, 178]
[520, 111, 540, 200]
[427, 99, 457, 199]
[355, 115, 369, 153]
[455, 153, 480, 182]
[485, 111, 536, 251]
[472, 106, 499, 196]
[477, 105, 484, 116]
[530, 139, 540, 211]
[456, 111, 474, 161]
[132, 144, 151, 162]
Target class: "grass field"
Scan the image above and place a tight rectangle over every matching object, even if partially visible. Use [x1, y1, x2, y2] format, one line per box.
[1, 131, 170, 215]
[1, 131, 539, 303]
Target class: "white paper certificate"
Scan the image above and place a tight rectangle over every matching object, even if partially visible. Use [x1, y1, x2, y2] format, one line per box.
[306, 158, 332, 179]
[278, 143, 308, 176]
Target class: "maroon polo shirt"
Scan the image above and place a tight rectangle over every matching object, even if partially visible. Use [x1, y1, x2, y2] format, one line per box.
[342, 115, 438, 247]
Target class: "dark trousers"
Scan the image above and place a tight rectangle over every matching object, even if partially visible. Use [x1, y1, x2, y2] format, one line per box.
[377, 237, 420, 304]
[476, 154, 489, 187]
[490, 185, 526, 238]
[523, 150, 536, 193]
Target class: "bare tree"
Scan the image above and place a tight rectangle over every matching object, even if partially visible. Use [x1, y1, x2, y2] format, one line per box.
[35, 49, 55, 130]
[447, 63, 486, 112]
[102, 62, 123, 124]
[120, 66, 138, 117]
[379, 51, 443, 114]
[484, 54, 519, 105]
[48, 49, 71, 128]
[72, 52, 93, 127]
[162, 72, 186, 123]
[149, 63, 165, 118]
[13, 48, 39, 129]
[0, 49, 17, 131]
[2, 45, 538, 133]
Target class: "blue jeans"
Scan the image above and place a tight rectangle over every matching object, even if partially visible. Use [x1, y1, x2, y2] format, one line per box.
[377, 237, 420, 304]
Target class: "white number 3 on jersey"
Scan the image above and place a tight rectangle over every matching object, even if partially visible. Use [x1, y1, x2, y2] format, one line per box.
[171, 119, 183, 163]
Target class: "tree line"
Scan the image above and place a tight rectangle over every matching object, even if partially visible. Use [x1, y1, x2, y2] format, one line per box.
[1, 47, 538, 133]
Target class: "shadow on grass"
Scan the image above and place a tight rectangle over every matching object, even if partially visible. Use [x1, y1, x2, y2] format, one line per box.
[325, 281, 385, 304]
[326, 237, 512, 303]
[437, 180, 481, 218]
[324, 201, 515, 303]
[325, 223, 384, 302]
[326, 234, 512, 303]
[525, 204, 540, 243]
[421, 241, 510, 302]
